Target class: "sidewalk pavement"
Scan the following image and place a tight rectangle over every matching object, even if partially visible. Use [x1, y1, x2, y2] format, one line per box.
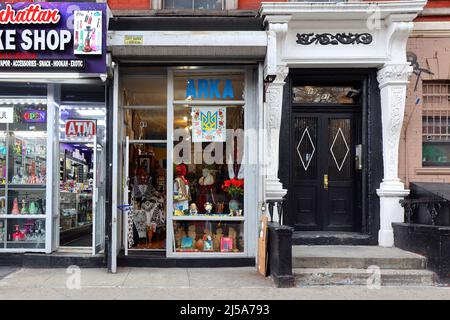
[0, 267, 449, 300]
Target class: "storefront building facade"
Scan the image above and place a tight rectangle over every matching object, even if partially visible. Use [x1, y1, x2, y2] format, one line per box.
[0, 2, 109, 255]
[261, 0, 427, 247]
[107, 13, 267, 271]
[0, 1, 434, 276]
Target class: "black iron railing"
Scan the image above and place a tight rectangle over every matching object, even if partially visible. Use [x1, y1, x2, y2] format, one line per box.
[400, 198, 449, 226]
[266, 199, 285, 225]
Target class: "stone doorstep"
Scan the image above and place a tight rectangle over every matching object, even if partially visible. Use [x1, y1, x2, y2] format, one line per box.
[293, 268, 437, 286]
[292, 246, 428, 270]
[293, 256, 426, 270]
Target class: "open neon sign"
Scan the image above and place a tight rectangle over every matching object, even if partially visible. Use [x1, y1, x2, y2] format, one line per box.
[23, 110, 46, 123]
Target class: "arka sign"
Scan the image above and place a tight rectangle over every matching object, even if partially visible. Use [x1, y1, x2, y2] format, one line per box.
[66, 120, 96, 137]
[186, 79, 234, 99]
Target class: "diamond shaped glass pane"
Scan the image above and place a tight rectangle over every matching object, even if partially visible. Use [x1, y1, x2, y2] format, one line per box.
[297, 127, 316, 171]
[330, 128, 350, 171]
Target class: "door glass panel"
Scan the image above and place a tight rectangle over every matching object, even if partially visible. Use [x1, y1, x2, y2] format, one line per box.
[292, 86, 360, 104]
[328, 118, 352, 179]
[128, 142, 167, 250]
[59, 142, 94, 247]
[293, 117, 317, 180]
[124, 109, 167, 140]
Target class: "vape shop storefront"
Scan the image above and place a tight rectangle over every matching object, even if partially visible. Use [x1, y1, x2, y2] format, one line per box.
[0, 2, 108, 255]
[108, 29, 267, 271]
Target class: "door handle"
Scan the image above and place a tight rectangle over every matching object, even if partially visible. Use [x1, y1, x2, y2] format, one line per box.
[324, 174, 329, 190]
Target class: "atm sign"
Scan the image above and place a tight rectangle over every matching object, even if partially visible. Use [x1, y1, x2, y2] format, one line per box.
[66, 120, 96, 137]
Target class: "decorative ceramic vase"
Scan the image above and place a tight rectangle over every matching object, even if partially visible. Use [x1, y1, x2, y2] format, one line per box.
[228, 199, 240, 212]
[11, 198, 20, 215]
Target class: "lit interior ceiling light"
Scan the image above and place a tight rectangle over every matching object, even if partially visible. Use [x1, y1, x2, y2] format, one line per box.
[76, 109, 105, 116]
[0, 97, 47, 105]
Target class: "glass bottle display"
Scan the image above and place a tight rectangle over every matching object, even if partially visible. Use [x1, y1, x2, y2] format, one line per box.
[0, 101, 48, 251]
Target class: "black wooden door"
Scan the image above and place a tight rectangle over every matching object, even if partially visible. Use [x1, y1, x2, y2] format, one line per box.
[289, 112, 358, 231]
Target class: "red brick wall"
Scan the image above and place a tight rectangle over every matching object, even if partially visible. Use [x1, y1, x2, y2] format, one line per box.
[108, 0, 151, 10]
[238, 0, 286, 10]
[399, 37, 450, 186]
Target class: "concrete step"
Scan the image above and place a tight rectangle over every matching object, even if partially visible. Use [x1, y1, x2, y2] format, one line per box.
[292, 245, 427, 270]
[293, 268, 437, 286]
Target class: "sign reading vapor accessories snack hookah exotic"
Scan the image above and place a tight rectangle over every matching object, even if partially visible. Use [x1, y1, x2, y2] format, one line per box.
[0, 2, 106, 73]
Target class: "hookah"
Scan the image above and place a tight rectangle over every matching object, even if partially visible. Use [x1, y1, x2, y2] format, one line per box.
[21, 198, 29, 215]
[11, 198, 20, 215]
[12, 225, 24, 241]
[82, 25, 93, 53]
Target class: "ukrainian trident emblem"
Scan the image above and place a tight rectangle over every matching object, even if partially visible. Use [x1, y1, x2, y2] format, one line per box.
[192, 107, 226, 142]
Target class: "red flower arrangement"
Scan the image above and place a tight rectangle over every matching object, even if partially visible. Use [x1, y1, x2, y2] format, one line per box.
[221, 178, 244, 198]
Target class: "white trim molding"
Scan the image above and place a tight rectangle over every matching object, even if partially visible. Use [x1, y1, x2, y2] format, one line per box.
[261, 0, 426, 245]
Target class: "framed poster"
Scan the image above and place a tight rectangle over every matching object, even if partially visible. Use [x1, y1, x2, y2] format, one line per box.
[192, 106, 226, 142]
[74, 10, 103, 55]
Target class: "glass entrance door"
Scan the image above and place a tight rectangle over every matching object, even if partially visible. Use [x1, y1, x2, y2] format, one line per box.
[124, 137, 167, 252]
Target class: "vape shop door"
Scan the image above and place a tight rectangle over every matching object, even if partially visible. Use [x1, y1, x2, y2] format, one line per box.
[59, 137, 105, 254]
[289, 112, 360, 231]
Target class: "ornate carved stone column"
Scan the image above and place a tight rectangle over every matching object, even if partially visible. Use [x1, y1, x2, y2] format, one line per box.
[265, 66, 289, 204]
[377, 63, 413, 247]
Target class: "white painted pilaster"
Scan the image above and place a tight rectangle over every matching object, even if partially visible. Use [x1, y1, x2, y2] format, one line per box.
[264, 66, 288, 204]
[263, 20, 290, 223]
[377, 63, 412, 247]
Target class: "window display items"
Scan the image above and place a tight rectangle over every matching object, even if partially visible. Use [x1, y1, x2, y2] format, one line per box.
[173, 164, 191, 215]
[11, 198, 19, 215]
[0, 221, 4, 242]
[20, 199, 28, 215]
[0, 196, 5, 215]
[10, 133, 47, 185]
[189, 203, 198, 215]
[174, 221, 244, 253]
[10, 220, 45, 244]
[196, 168, 216, 213]
[221, 178, 244, 215]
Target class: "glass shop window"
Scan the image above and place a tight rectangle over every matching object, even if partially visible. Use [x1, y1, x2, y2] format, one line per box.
[171, 71, 245, 254]
[164, 0, 223, 10]
[292, 85, 361, 105]
[0, 83, 48, 251]
[422, 82, 450, 167]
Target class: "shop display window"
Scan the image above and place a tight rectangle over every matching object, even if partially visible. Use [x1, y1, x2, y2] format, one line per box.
[6, 218, 45, 249]
[0, 83, 48, 252]
[173, 221, 244, 253]
[8, 132, 47, 186]
[170, 71, 246, 255]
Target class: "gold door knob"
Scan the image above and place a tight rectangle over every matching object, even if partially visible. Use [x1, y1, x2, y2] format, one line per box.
[324, 174, 329, 190]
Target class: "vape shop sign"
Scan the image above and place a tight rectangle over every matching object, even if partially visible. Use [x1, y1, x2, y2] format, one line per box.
[0, 2, 106, 73]
[66, 120, 96, 137]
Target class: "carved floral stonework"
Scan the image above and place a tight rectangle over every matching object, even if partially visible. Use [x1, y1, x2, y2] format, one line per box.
[386, 87, 405, 179]
[377, 64, 412, 87]
[265, 66, 289, 193]
[296, 32, 373, 46]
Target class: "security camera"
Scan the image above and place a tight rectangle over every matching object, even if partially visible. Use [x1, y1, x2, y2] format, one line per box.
[346, 88, 361, 98]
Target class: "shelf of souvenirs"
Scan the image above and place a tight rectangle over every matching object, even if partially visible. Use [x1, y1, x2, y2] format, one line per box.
[172, 214, 245, 221]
